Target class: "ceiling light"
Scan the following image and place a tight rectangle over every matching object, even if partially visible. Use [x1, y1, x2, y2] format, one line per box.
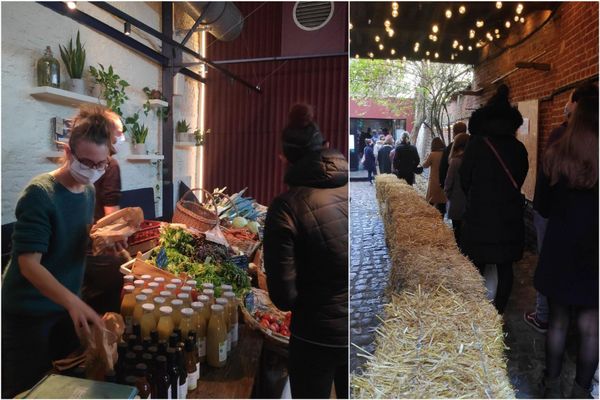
[520, 17, 525, 23]
[368, 19, 372, 25]
[349, 22, 353, 30]
[469, 29, 476, 38]
[391, 48, 396, 55]
[388, 29, 394, 37]
[379, 44, 384, 50]
[355, 54, 360, 59]
[476, 20, 484, 28]
[459, 45, 464, 51]
[124, 21, 131, 36]
[486, 32, 494, 41]
[392, 2, 399, 11]
[445, 9, 452, 18]
[516, 3, 524, 14]
[402, 56, 407, 61]
[384, 20, 391, 28]
[452, 40, 459, 49]
[432, 24, 439, 33]
[414, 42, 420, 48]
[426, 51, 430, 56]
[434, 52, 439, 58]
[496, 33, 501, 39]
[451, 54, 455, 60]
[459, 5, 466, 14]
[392, 10, 399, 18]
[514, 15, 519, 21]
[468, 45, 473, 51]
[505, 21, 511, 28]
[375, 35, 380, 42]
[432, 35, 438, 42]
[368, 52, 374, 58]
[496, 2, 502, 9]
[67, 1, 77, 9]
[494, 28, 499, 34]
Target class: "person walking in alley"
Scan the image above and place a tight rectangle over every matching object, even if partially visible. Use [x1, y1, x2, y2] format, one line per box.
[459, 84, 529, 314]
[422, 137, 447, 216]
[444, 132, 470, 246]
[377, 136, 394, 174]
[363, 138, 377, 184]
[439, 121, 467, 188]
[392, 132, 421, 186]
[533, 94, 598, 399]
[263, 104, 348, 399]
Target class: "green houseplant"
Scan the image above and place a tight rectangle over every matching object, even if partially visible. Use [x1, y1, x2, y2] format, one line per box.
[175, 119, 193, 142]
[125, 112, 149, 154]
[89, 64, 129, 117]
[59, 31, 86, 94]
[143, 87, 170, 121]
[194, 128, 210, 146]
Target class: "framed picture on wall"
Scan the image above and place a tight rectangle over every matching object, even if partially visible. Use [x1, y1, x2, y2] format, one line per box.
[52, 117, 73, 150]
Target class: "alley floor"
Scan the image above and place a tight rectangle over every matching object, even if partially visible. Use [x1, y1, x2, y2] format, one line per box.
[349, 178, 582, 398]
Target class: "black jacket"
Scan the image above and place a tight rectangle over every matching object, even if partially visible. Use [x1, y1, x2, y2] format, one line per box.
[438, 141, 453, 188]
[459, 103, 528, 264]
[393, 143, 420, 185]
[377, 144, 393, 174]
[263, 149, 348, 347]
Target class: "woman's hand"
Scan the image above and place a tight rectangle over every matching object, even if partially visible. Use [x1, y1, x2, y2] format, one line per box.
[65, 296, 105, 340]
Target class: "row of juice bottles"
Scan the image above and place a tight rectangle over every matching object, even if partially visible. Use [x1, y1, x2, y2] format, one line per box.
[120, 274, 239, 372]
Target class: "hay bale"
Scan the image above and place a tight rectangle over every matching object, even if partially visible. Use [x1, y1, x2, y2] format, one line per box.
[352, 287, 514, 399]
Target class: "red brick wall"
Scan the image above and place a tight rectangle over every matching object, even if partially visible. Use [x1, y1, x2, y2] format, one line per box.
[451, 2, 598, 158]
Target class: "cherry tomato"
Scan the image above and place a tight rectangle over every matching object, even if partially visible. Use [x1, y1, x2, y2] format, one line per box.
[269, 323, 280, 333]
[280, 327, 290, 337]
[260, 319, 270, 329]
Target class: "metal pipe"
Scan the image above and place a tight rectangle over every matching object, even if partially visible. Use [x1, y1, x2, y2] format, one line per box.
[211, 52, 349, 65]
[90, 1, 260, 93]
[161, 2, 175, 221]
[180, 3, 208, 47]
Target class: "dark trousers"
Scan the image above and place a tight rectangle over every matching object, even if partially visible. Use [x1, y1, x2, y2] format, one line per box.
[433, 203, 446, 217]
[82, 252, 127, 314]
[289, 336, 348, 399]
[451, 219, 462, 246]
[366, 167, 377, 183]
[475, 262, 514, 314]
[2, 312, 79, 398]
[396, 172, 415, 185]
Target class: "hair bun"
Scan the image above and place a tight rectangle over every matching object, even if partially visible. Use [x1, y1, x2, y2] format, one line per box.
[287, 104, 313, 129]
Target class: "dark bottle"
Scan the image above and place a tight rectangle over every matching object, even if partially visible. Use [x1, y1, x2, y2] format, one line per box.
[169, 333, 179, 349]
[133, 323, 142, 341]
[175, 347, 188, 398]
[166, 348, 181, 399]
[134, 363, 152, 399]
[184, 339, 198, 392]
[189, 331, 200, 380]
[141, 353, 155, 396]
[132, 345, 144, 362]
[128, 335, 138, 349]
[154, 355, 172, 399]
[148, 346, 159, 361]
[150, 329, 159, 345]
[142, 338, 152, 351]
[104, 370, 117, 383]
[158, 340, 168, 356]
[124, 352, 138, 377]
[173, 329, 182, 344]
[116, 342, 129, 383]
[36, 46, 60, 88]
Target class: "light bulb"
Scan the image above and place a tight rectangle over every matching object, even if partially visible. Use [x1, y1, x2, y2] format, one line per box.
[469, 29, 476, 38]
[434, 52, 439, 58]
[452, 40, 459, 49]
[392, 10, 399, 18]
[459, 5, 466, 14]
[445, 9, 452, 18]
[379, 44, 384, 50]
[468, 45, 473, 51]
[375, 35, 380, 42]
[476, 20, 484, 28]
[496, 2, 502, 9]
[514, 15, 519, 22]
[516, 3, 523, 14]
[432, 24, 439, 33]
[384, 20, 391, 28]
[350, 22, 353, 30]
[391, 48, 396, 55]
[402, 56, 407, 62]
[432, 35, 437, 42]
[392, 2, 399, 11]
[520, 17, 525, 23]
[459, 45, 464, 51]
[67, 1, 77, 9]
[505, 21, 511, 28]
[388, 29, 394, 37]
[494, 28, 499, 34]
[368, 52, 374, 58]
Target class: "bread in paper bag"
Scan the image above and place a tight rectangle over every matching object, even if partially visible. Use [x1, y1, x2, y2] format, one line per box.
[90, 207, 144, 255]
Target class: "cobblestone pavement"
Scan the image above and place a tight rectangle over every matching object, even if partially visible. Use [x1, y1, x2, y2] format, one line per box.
[349, 173, 580, 398]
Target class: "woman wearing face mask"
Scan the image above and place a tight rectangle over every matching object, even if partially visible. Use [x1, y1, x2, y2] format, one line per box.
[1, 106, 116, 398]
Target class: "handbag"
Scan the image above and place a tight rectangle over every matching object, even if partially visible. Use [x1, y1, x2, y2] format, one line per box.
[483, 137, 527, 207]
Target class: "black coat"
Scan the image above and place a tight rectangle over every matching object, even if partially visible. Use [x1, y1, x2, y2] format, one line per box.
[533, 171, 599, 306]
[459, 103, 529, 264]
[393, 143, 420, 185]
[377, 144, 393, 174]
[363, 145, 376, 170]
[263, 149, 348, 346]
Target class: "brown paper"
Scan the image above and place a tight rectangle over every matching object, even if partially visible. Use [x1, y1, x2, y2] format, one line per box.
[90, 207, 144, 255]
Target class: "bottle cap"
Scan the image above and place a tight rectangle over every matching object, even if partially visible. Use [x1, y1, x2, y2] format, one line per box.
[160, 291, 172, 298]
[223, 292, 235, 299]
[154, 277, 165, 283]
[181, 308, 193, 316]
[198, 295, 210, 303]
[124, 285, 135, 292]
[148, 282, 159, 289]
[141, 288, 153, 296]
[133, 280, 144, 287]
[135, 294, 147, 302]
[177, 293, 190, 300]
[124, 275, 135, 282]
[170, 278, 182, 285]
[221, 284, 233, 291]
[215, 298, 228, 306]
[154, 296, 165, 304]
[165, 284, 177, 291]
[159, 306, 173, 314]
[186, 280, 197, 286]
[141, 274, 151, 280]
[211, 304, 224, 312]
[202, 289, 214, 296]
[202, 283, 214, 289]
[191, 301, 204, 310]
[171, 299, 183, 307]
[142, 303, 155, 312]
[181, 285, 192, 293]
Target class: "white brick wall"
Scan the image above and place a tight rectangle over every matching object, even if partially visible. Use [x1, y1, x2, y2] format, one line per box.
[1, 2, 201, 223]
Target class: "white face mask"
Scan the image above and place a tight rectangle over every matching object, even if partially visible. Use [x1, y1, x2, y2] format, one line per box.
[69, 158, 106, 184]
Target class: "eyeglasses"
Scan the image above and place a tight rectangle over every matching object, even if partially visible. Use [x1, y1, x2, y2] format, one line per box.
[72, 152, 110, 170]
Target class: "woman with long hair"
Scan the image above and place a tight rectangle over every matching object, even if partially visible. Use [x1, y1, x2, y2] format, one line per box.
[422, 137, 448, 216]
[444, 132, 470, 245]
[534, 94, 598, 398]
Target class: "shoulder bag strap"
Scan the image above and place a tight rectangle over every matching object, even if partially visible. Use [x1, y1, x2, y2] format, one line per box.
[483, 137, 519, 190]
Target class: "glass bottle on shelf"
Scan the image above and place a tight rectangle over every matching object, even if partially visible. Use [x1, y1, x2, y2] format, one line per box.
[202, 289, 215, 306]
[201, 283, 214, 291]
[171, 299, 184, 328]
[133, 294, 148, 326]
[215, 298, 231, 354]
[185, 280, 197, 300]
[153, 296, 166, 324]
[160, 290, 174, 302]
[176, 347, 188, 398]
[223, 291, 239, 348]
[157, 306, 175, 341]
[133, 279, 145, 295]
[180, 285, 193, 301]
[180, 308, 193, 339]
[134, 363, 152, 399]
[153, 276, 165, 291]
[191, 302, 207, 363]
[141, 288, 154, 304]
[154, 355, 172, 399]
[36, 46, 60, 88]
[197, 295, 212, 323]
[184, 338, 198, 392]
[148, 282, 160, 295]
[189, 331, 200, 380]
[140, 303, 156, 341]
[177, 293, 191, 308]
[121, 285, 136, 335]
[207, 304, 227, 368]
[166, 348, 181, 399]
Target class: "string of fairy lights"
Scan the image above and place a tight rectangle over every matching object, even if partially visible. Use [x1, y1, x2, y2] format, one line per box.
[351, 2, 528, 62]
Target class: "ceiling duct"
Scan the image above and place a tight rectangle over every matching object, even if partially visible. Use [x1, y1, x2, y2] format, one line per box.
[181, 2, 244, 42]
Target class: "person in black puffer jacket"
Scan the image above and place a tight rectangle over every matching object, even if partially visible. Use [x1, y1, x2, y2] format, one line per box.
[263, 104, 348, 399]
[393, 131, 420, 185]
[459, 84, 528, 314]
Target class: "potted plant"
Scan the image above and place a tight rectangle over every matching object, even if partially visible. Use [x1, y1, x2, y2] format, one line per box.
[125, 112, 149, 154]
[89, 64, 129, 117]
[59, 31, 86, 94]
[193, 128, 211, 146]
[176, 119, 193, 142]
[143, 87, 169, 121]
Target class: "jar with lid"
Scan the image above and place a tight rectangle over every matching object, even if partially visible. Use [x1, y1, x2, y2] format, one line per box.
[133, 294, 148, 326]
[223, 291, 239, 347]
[140, 303, 156, 340]
[215, 298, 231, 353]
[140, 288, 154, 304]
[36, 46, 60, 88]
[123, 274, 135, 287]
[191, 302, 207, 363]
[185, 280, 198, 300]
[157, 306, 175, 341]
[177, 292, 191, 308]
[153, 276, 165, 290]
[179, 308, 194, 339]
[153, 296, 166, 324]
[207, 304, 227, 368]
[220, 284, 232, 293]
[201, 283, 214, 291]
[171, 299, 184, 328]
[147, 282, 159, 295]
[165, 283, 177, 296]
[121, 285, 136, 334]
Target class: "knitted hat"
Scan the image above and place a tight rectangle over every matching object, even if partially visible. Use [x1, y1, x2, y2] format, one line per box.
[282, 104, 324, 163]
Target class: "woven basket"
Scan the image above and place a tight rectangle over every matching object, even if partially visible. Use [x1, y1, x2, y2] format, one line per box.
[172, 188, 218, 232]
[241, 288, 290, 347]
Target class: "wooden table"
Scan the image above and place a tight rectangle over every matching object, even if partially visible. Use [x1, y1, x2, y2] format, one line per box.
[190, 324, 264, 399]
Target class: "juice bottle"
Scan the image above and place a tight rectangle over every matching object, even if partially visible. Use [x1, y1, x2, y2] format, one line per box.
[133, 279, 145, 295]
[170, 279, 182, 296]
[177, 293, 191, 308]
[184, 338, 198, 392]
[121, 285, 136, 334]
[189, 332, 200, 380]
[171, 278, 182, 287]
[140, 274, 152, 287]
[160, 290, 173, 302]
[215, 298, 231, 353]
[147, 282, 159, 296]
[153, 276, 165, 291]
[165, 284, 177, 296]
[153, 296, 166, 324]
[140, 303, 156, 340]
[157, 306, 175, 341]
[223, 291, 239, 348]
[133, 294, 148, 327]
[202, 289, 214, 306]
[180, 285, 193, 299]
[185, 280, 198, 301]
[201, 283, 214, 291]
[191, 302, 207, 363]
[179, 308, 193, 339]
[197, 295, 212, 323]
[171, 299, 183, 328]
[220, 284, 232, 294]
[206, 304, 227, 368]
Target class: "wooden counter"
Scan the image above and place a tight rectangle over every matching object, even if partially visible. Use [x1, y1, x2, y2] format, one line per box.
[190, 324, 264, 399]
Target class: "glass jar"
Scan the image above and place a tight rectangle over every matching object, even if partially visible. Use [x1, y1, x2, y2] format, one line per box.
[206, 304, 227, 368]
[180, 308, 194, 340]
[121, 285, 136, 335]
[215, 298, 231, 353]
[157, 306, 175, 341]
[171, 299, 184, 328]
[36, 46, 60, 88]
[223, 291, 239, 347]
[133, 294, 148, 326]
[140, 303, 156, 340]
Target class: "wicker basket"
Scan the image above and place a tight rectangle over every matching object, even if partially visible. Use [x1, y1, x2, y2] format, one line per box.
[241, 288, 290, 347]
[172, 188, 218, 232]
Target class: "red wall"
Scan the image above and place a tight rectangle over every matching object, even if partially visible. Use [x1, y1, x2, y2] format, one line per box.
[349, 98, 414, 132]
[454, 2, 598, 157]
[204, 2, 348, 206]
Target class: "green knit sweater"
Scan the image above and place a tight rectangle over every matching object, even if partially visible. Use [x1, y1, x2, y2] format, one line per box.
[2, 174, 95, 315]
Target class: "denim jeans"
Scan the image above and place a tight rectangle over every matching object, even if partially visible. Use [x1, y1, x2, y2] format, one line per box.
[533, 209, 550, 323]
